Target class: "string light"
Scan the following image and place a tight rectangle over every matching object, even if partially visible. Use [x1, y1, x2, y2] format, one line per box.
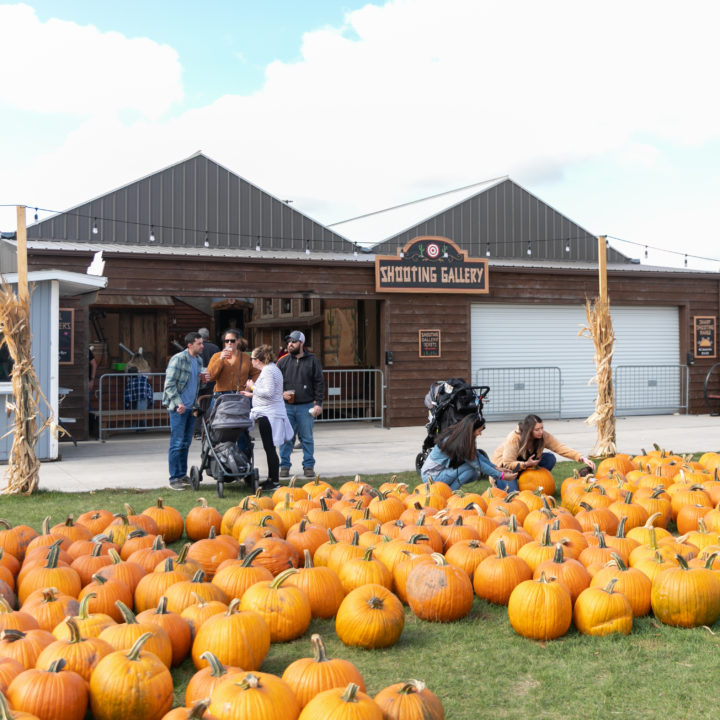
[8, 203, 719, 267]
[485, 242, 490, 257]
[684, 254, 688, 267]
[564, 238, 570, 253]
[305, 241, 310, 256]
[203, 231, 209, 248]
[255, 236, 261, 252]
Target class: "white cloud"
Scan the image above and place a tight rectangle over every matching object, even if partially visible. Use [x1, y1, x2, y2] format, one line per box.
[0, 3, 182, 118]
[2, 0, 720, 268]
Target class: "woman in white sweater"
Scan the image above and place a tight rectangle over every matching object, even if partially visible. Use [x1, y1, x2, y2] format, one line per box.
[241, 344, 293, 490]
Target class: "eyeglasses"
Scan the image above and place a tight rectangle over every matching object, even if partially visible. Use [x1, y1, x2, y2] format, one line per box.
[224, 338, 237, 344]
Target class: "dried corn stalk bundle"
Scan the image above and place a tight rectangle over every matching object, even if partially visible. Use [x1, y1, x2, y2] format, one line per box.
[0, 284, 53, 495]
[579, 295, 616, 457]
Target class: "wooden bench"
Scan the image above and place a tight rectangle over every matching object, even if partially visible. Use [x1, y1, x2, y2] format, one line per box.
[322, 398, 376, 418]
[91, 409, 170, 439]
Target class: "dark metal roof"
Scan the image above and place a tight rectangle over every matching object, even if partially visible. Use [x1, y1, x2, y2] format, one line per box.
[27, 153, 360, 254]
[368, 178, 631, 263]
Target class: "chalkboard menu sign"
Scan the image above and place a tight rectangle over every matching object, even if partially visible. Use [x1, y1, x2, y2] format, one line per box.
[59, 308, 74, 365]
[418, 329, 441, 358]
[694, 316, 716, 359]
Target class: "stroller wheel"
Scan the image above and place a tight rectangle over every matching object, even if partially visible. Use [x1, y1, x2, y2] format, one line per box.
[252, 468, 260, 493]
[415, 452, 427, 475]
[216, 480, 224, 499]
[189, 466, 201, 491]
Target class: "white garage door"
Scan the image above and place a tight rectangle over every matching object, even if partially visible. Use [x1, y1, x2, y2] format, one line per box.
[471, 304, 680, 419]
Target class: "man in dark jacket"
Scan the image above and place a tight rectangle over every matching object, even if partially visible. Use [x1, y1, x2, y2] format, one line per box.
[277, 330, 324, 478]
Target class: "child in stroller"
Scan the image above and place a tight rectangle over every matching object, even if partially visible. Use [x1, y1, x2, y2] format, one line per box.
[189, 393, 260, 498]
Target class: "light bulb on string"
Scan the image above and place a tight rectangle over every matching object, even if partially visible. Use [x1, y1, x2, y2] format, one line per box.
[34, 208, 38, 222]
[203, 232, 209, 248]
[305, 241, 310, 256]
[684, 254, 688, 267]
[485, 242, 490, 257]
[564, 239, 570, 253]
[644, 246, 648, 259]
[526, 241, 532, 256]
[92, 218, 99, 235]
[255, 237, 261, 252]
[149, 226, 155, 242]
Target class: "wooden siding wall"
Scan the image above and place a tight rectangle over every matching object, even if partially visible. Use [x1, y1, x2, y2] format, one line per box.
[29, 249, 720, 428]
[59, 295, 91, 442]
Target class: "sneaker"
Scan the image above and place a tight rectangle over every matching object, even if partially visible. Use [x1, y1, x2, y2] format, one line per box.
[279, 467, 290, 478]
[303, 467, 316, 478]
[168, 480, 186, 491]
[261, 479, 281, 491]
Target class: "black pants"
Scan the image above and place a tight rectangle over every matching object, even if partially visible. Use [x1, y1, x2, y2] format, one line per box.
[256, 415, 279, 483]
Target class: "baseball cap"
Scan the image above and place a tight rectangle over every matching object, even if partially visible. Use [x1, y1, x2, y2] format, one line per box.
[285, 330, 305, 343]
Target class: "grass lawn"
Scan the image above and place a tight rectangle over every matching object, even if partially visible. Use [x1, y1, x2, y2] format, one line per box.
[2, 459, 719, 719]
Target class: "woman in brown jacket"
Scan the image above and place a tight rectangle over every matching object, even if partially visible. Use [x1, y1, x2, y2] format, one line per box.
[206, 330, 260, 396]
[491, 414, 595, 474]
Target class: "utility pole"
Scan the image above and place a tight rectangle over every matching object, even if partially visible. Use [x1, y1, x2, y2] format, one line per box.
[16, 206, 28, 304]
[598, 235, 607, 301]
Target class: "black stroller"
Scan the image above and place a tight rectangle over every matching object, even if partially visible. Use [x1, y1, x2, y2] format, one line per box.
[189, 394, 260, 498]
[415, 378, 490, 473]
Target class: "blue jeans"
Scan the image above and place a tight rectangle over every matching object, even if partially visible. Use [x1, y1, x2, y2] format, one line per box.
[432, 463, 479, 491]
[280, 401, 315, 470]
[168, 409, 195, 481]
[538, 452, 556, 471]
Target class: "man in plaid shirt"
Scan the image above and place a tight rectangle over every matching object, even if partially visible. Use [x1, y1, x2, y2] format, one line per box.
[162, 332, 205, 490]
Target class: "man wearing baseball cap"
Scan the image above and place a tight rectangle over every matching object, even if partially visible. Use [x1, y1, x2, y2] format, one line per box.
[277, 330, 324, 478]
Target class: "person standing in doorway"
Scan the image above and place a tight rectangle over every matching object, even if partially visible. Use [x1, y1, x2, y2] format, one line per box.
[197, 327, 219, 395]
[277, 330, 324, 478]
[162, 332, 205, 490]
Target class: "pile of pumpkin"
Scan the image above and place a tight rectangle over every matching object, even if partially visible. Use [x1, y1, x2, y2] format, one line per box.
[0, 448, 719, 719]
[0, 487, 451, 720]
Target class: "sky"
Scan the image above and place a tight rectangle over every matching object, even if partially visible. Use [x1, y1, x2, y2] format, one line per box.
[1, 0, 720, 270]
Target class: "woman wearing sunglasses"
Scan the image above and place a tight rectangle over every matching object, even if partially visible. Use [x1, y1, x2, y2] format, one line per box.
[205, 329, 260, 399]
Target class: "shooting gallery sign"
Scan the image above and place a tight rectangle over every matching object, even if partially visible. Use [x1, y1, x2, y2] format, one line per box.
[375, 236, 489, 294]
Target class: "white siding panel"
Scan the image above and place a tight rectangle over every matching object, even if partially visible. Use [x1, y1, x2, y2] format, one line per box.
[471, 304, 679, 419]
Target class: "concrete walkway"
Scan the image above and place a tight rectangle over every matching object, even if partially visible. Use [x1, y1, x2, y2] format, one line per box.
[31, 413, 719, 493]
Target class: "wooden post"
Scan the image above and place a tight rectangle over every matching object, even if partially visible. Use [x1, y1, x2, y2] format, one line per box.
[16, 206, 28, 304]
[598, 235, 607, 302]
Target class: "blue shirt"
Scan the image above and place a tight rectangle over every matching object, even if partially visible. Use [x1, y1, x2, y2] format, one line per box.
[180, 360, 199, 408]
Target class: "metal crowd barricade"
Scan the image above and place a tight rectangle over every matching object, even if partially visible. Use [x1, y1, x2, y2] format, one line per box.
[319, 369, 384, 424]
[613, 364, 689, 415]
[95, 373, 169, 441]
[95, 368, 384, 439]
[475, 367, 562, 420]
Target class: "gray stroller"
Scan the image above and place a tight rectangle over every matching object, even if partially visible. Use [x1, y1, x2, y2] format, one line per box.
[189, 393, 260, 498]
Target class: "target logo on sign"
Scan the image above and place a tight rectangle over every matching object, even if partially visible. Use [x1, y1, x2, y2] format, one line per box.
[426, 242, 440, 259]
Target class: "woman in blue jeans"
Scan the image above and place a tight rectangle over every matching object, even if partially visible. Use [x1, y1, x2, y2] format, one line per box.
[420, 414, 518, 491]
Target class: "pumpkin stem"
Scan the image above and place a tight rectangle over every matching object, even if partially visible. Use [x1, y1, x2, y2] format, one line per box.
[48, 658, 67, 673]
[399, 679, 426, 694]
[115, 600, 138, 624]
[270, 568, 298, 589]
[341, 683, 361, 703]
[125, 632, 153, 661]
[310, 633, 330, 662]
[199, 651, 227, 678]
[602, 577, 620, 594]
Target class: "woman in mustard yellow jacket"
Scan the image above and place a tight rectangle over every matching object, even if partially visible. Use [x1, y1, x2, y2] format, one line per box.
[491, 414, 595, 474]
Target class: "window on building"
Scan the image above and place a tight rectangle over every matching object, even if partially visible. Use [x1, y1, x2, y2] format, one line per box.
[301, 297, 312, 314]
[280, 298, 292, 315]
[262, 298, 273, 316]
